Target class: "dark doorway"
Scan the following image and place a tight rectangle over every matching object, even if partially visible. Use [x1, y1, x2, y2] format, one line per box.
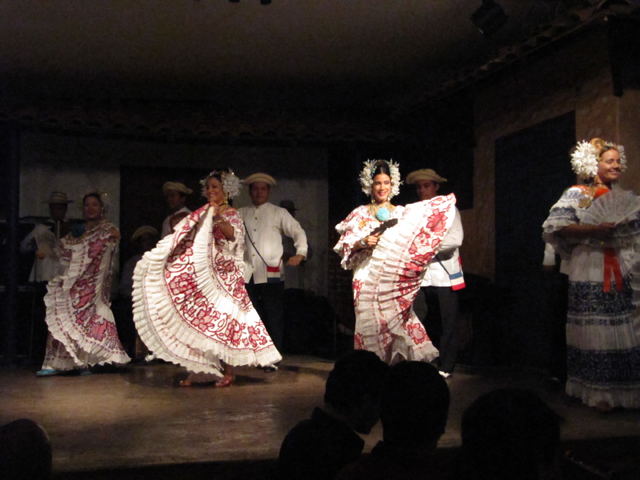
[116, 166, 210, 358]
[119, 166, 210, 265]
[494, 112, 575, 368]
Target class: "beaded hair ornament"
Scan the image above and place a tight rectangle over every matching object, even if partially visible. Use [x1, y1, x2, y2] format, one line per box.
[200, 169, 242, 199]
[359, 159, 402, 199]
[571, 139, 626, 179]
[78, 189, 111, 215]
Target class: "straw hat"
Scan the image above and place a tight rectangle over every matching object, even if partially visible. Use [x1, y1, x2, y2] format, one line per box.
[405, 169, 448, 184]
[243, 173, 277, 187]
[162, 182, 193, 196]
[131, 226, 159, 242]
[43, 191, 72, 205]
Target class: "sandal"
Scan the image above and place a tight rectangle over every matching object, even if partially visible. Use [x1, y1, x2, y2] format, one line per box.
[215, 375, 235, 388]
[179, 379, 218, 387]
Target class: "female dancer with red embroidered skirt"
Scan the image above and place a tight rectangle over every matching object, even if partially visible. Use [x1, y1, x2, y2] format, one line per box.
[334, 159, 457, 365]
[38, 191, 130, 376]
[133, 169, 281, 387]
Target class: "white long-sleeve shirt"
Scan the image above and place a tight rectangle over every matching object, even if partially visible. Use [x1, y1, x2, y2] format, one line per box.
[20, 220, 64, 282]
[238, 202, 308, 284]
[421, 207, 464, 287]
[161, 206, 191, 238]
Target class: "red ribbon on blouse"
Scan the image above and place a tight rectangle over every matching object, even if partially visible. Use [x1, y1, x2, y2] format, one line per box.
[603, 247, 624, 292]
[578, 186, 622, 292]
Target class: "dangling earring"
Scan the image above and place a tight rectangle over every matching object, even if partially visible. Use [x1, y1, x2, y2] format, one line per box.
[223, 192, 229, 205]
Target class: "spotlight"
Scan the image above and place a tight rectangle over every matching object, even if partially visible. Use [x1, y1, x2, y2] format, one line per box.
[471, 0, 508, 37]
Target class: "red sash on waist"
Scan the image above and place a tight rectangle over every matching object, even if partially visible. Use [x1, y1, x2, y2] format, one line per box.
[603, 247, 623, 292]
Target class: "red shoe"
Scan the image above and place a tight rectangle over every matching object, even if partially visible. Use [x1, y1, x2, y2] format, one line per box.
[215, 375, 234, 388]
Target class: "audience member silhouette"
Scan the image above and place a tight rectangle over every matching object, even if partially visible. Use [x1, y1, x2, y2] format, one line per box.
[278, 350, 389, 480]
[452, 388, 562, 480]
[0, 418, 53, 480]
[336, 361, 450, 480]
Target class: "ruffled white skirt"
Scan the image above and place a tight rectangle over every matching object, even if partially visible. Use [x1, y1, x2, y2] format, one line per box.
[353, 195, 457, 364]
[42, 229, 130, 371]
[132, 206, 281, 378]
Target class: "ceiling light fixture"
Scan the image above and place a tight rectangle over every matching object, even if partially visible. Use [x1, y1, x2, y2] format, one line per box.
[471, 0, 508, 37]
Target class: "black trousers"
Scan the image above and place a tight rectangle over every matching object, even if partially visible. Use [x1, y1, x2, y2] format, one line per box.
[246, 280, 285, 351]
[420, 286, 460, 374]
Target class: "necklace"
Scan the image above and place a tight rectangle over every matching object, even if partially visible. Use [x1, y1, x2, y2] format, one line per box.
[85, 220, 102, 232]
[578, 184, 610, 208]
[214, 203, 229, 217]
[369, 201, 393, 221]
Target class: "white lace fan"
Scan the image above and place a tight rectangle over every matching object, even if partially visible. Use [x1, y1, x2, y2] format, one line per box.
[580, 190, 640, 225]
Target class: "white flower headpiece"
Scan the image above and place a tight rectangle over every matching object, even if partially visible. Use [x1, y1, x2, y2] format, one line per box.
[571, 140, 627, 178]
[78, 189, 112, 214]
[359, 159, 402, 199]
[200, 169, 243, 199]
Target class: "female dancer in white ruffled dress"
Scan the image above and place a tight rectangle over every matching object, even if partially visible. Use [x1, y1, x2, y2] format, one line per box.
[133, 169, 281, 387]
[38, 191, 130, 376]
[334, 160, 456, 364]
[543, 138, 640, 411]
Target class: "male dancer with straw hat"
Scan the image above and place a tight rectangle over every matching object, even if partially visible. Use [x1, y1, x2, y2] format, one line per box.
[238, 173, 308, 353]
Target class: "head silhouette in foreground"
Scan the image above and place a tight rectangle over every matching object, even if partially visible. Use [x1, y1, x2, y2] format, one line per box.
[279, 349, 390, 480]
[454, 388, 561, 480]
[0, 418, 53, 480]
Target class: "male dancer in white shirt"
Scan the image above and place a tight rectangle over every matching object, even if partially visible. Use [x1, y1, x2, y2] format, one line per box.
[160, 181, 192, 238]
[238, 173, 308, 353]
[21, 191, 71, 283]
[407, 169, 465, 379]
[20, 191, 72, 362]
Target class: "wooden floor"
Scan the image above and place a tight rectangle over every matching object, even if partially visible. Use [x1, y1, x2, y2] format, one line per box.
[1, 355, 639, 479]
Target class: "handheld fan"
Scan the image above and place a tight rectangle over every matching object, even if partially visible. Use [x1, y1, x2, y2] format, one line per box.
[580, 190, 640, 225]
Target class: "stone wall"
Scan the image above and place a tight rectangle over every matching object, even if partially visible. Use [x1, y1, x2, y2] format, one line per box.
[464, 25, 640, 281]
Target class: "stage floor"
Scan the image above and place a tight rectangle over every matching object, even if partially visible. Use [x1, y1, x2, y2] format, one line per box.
[1, 355, 639, 478]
